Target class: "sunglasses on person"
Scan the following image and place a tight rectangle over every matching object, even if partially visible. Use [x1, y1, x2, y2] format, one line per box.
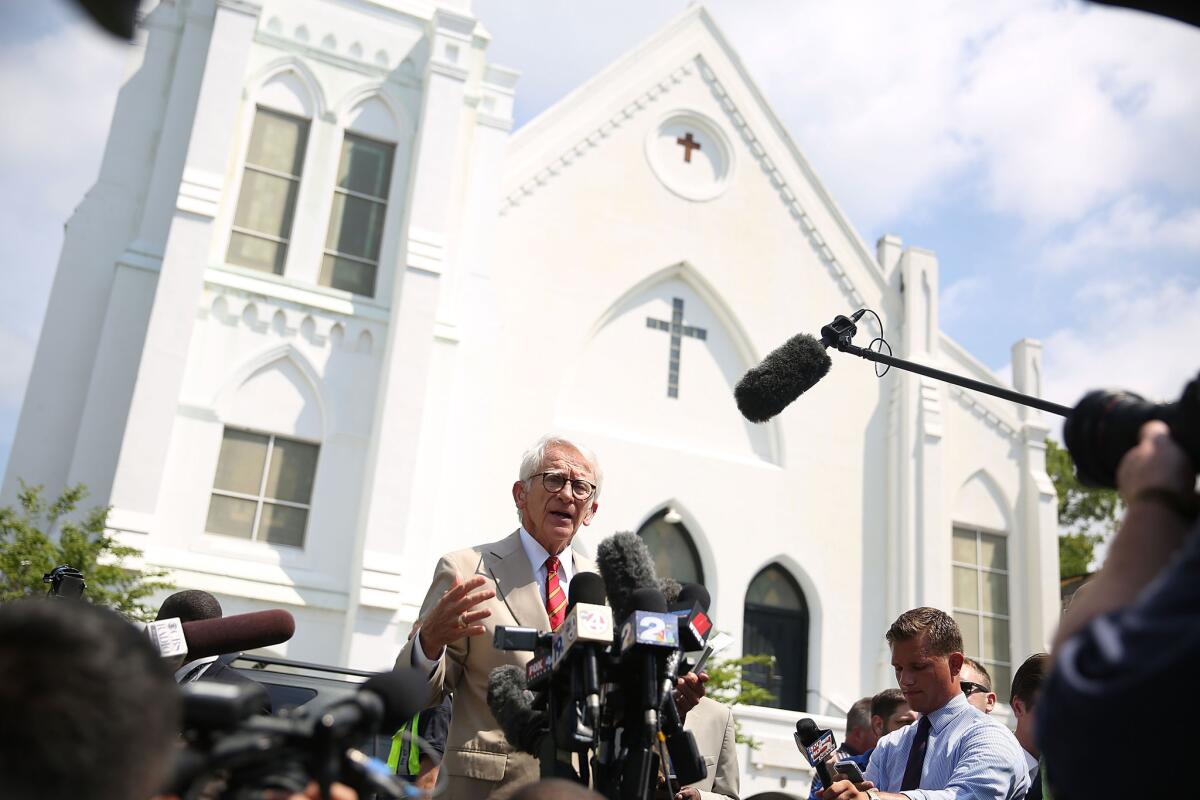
[960, 680, 990, 697]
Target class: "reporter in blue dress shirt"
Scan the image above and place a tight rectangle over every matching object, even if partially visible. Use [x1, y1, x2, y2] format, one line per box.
[821, 607, 1028, 800]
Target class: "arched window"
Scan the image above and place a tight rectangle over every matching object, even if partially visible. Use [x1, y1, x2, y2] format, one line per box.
[636, 509, 704, 586]
[743, 563, 809, 711]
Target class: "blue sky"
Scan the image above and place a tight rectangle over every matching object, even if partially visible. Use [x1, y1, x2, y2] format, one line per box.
[1, 0, 1198, 477]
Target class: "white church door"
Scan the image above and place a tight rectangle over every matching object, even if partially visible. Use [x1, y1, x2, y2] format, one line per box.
[743, 563, 809, 711]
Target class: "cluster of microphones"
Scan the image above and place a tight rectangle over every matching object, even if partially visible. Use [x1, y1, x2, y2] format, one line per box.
[485, 532, 722, 800]
[138, 602, 430, 797]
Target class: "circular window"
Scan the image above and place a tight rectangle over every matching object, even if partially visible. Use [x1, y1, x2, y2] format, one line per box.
[644, 111, 733, 202]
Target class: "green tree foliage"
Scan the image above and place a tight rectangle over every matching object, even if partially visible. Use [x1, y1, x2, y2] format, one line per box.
[1045, 439, 1123, 578]
[0, 482, 171, 620]
[704, 653, 775, 748]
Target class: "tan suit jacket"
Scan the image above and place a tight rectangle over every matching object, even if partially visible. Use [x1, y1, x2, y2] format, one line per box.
[683, 697, 740, 800]
[395, 529, 598, 799]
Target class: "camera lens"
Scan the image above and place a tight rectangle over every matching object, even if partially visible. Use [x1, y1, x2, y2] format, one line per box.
[1063, 390, 1163, 488]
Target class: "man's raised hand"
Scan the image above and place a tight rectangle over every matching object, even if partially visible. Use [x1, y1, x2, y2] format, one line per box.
[420, 574, 495, 660]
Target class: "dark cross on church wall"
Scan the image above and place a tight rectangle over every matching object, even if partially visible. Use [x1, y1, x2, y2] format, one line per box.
[646, 297, 707, 398]
[675, 132, 702, 163]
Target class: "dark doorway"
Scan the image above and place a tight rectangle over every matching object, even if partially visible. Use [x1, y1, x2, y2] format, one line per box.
[742, 563, 809, 711]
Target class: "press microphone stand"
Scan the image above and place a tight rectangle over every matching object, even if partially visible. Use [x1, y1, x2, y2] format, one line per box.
[821, 313, 1072, 418]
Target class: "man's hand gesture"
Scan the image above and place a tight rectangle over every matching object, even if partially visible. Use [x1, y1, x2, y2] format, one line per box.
[419, 574, 495, 660]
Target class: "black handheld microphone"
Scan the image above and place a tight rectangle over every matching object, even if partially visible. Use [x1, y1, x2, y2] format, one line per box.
[317, 670, 429, 742]
[487, 665, 546, 754]
[734, 333, 832, 423]
[796, 717, 838, 789]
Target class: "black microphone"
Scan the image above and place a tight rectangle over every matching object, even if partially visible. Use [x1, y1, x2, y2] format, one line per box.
[796, 717, 838, 790]
[487, 664, 546, 754]
[317, 670, 430, 742]
[565, 573, 608, 725]
[734, 333, 832, 423]
[596, 532, 660, 621]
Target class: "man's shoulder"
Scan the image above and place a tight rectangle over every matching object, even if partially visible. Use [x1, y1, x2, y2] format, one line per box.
[436, 530, 522, 566]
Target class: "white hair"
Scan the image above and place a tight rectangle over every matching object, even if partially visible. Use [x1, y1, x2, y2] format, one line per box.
[516, 434, 603, 522]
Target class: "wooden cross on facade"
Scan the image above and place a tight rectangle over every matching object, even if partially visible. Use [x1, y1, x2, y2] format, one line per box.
[675, 132, 702, 163]
[646, 297, 707, 398]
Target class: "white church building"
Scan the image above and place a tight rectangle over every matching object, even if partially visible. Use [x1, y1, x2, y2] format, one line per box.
[4, 0, 1060, 793]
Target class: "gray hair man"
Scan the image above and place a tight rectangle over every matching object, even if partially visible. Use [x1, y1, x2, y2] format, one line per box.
[394, 435, 602, 799]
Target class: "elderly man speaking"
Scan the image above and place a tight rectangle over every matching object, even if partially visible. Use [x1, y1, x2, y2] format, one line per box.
[395, 435, 603, 799]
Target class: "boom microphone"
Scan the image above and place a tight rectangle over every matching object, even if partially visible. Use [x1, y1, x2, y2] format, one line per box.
[487, 664, 546, 754]
[180, 609, 296, 660]
[596, 532, 660, 621]
[734, 333, 832, 423]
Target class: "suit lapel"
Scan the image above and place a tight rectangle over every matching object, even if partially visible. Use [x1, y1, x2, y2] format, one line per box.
[486, 530, 549, 630]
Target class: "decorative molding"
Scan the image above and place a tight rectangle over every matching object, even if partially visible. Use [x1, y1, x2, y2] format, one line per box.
[199, 281, 382, 357]
[406, 227, 446, 274]
[500, 55, 869, 310]
[428, 60, 470, 82]
[176, 167, 224, 218]
[205, 264, 392, 322]
[501, 63, 691, 215]
[949, 386, 1019, 441]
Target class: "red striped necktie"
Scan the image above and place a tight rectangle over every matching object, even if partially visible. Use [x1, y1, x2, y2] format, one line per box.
[546, 555, 566, 631]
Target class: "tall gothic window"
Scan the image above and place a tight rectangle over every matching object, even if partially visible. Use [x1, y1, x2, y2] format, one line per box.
[227, 107, 309, 274]
[205, 428, 319, 548]
[743, 563, 809, 711]
[636, 509, 704, 586]
[320, 132, 395, 297]
[952, 526, 1012, 701]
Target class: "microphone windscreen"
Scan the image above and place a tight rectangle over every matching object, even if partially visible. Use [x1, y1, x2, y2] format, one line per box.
[676, 582, 710, 614]
[597, 532, 660, 620]
[361, 670, 430, 731]
[487, 665, 543, 754]
[796, 716, 819, 745]
[180, 609, 295, 660]
[568, 572, 607, 607]
[629, 587, 668, 613]
[659, 577, 682, 604]
[676, 583, 711, 612]
[734, 333, 832, 423]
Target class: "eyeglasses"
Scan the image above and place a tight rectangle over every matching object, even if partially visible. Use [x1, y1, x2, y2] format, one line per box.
[532, 471, 597, 501]
[960, 681, 990, 697]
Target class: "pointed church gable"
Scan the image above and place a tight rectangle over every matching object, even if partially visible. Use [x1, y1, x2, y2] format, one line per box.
[556, 265, 779, 466]
[953, 469, 1012, 534]
[216, 348, 326, 441]
[500, 6, 888, 314]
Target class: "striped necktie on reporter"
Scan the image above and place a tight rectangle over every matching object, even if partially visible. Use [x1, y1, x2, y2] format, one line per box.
[546, 555, 566, 631]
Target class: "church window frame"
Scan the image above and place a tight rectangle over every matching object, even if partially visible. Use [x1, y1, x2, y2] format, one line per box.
[205, 427, 319, 549]
[319, 130, 396, 297]
[635, 508, 705, 586]
[742, 562, 810, 712]
[951, 525, 1012, 702]
[226, 106, 311, 276]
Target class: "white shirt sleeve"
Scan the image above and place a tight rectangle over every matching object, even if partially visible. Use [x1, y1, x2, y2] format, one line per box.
[410, 630, 445, 674]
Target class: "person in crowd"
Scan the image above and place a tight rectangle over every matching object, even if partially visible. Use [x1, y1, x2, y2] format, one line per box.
[808, 697, 876, 800]
[394, 435, 709, 798]
[678, 694, 740, 800]
[1040, 420, 1199, 799]
[0, 597, 181, 800]
[388, 694, 453, 791]
[1010, 654, 1048, 800]
[157, 588, 272, 712]
[959, 657, 996, 714]
[821, 607, 1028, 800]
[869, 689, 917, 739]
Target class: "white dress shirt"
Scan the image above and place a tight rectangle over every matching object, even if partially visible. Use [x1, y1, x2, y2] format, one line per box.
[411, 527, 577, 672]
[865, 692, 1029, 800]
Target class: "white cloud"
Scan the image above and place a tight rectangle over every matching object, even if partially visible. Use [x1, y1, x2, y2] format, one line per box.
[1039, 277, 1200, 408]
[1040, 195, 1200, 271]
